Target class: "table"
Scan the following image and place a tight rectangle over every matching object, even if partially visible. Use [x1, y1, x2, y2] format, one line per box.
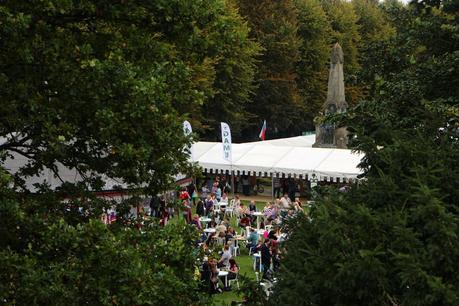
[233, 235, 247, 250]
[199, 217, 211, 228]
[204, 228, 216, 236]
[257, 229, 265, 236]
[218, 270, 229, 288]
[252, 211, 264, 229]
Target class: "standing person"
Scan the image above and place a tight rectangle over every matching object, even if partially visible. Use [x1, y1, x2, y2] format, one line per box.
[280, 193, 292, 218]
[201, 183, 209, 202]
[205, 194, 214, 217]
[149, 194, 160, 218]
[246, 228, 259, 253]
[273, 177, 281, 198]
[234, 175, 240, 194]
[215, 185, 222, 202]
[180, 187, 191, 223]
[211, 181, 218, 194]
[201, 257, 212, 292]
[281, 178, 288, 195]
[219, 176, 227, 192]
[269, 235, 280, 272]
[248, 200, 257, 223]
[196, 199, 205, 216]
[242, 176, 250, 196]
[260, 239, 272, 280]
[288, 178, 296, 202]
[187, 183, 196, 205]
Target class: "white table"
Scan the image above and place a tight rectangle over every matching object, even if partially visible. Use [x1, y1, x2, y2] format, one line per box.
[204, 228, 216, 236]
[252, 212, 264, 229]
[218, 270, 229, 288]
[257, 229, 265, 236]
[199, 217, 211, 228]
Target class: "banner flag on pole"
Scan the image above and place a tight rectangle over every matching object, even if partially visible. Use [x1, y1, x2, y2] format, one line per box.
[183, 120, 193, 160]
[258, 120, 267, 141]
[183, 120, 192, 136]
[221, 122, 232, 162]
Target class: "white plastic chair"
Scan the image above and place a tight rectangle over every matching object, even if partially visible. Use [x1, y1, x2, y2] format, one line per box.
[228, 272, 240, 289]
[252, 251, 262, 271]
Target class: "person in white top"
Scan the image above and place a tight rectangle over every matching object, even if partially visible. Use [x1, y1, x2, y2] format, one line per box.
[220, 192, 229, 203]
[218, 244, 232, 268]
[280, 193, 292, 210]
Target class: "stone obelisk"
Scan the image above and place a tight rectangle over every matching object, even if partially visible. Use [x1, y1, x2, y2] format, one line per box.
[313, 43, 348, 149]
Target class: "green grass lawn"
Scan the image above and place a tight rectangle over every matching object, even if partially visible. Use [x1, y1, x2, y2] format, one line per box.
[169, 200, 266, 305]
[211, 201, 265, 305]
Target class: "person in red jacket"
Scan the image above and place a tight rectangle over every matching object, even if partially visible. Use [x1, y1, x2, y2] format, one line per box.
[180, 187, 191, 223]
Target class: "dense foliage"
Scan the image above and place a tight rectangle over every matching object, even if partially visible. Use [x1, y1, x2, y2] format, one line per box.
[272, 1, 459, 305]
[0, 0, 256, 304]
[0, 173, 204, 305]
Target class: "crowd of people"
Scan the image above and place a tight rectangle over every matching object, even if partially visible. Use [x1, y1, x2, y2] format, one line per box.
[171, 175, 307, 294]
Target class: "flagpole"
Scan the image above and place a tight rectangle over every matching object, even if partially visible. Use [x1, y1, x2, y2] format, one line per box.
[231, 165, 235, 200]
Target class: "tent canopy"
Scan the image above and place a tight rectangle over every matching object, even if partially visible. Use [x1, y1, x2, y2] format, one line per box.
[192, 137, 363, 182]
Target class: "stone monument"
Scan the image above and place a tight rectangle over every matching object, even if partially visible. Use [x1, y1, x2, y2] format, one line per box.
[313, 43, 348, 149]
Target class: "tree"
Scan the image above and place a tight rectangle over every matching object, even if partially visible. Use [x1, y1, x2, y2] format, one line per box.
[0, 0, 259, 187]
[294, 0, 332, 131]
[198, 1, 261, 140]
[352, 0, 396, 91]
[0, 173, 206, 305]
[0, 0, 259, 303]
[272, 2, 459, 305]
[236, 0, 303, 139]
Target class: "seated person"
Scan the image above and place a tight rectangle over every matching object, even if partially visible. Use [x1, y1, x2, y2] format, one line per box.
[190, 214, 202, 230]
[228, 258, 239, 280]
[217, 244, 232, 268]
[216, 223, 227, 238]
[209, 258, 220, 293]
[246, 228, 259, 253]
[225, 226, 235, 244]
[237, 203, 249, 218]
[248, 200, 257, 213]
[220, 192, 229, 204]
[200, 256, 211, 290]
[239, 215, 251, 228]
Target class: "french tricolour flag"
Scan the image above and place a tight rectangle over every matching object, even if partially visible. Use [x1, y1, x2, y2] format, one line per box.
[258, 120, 267, 141]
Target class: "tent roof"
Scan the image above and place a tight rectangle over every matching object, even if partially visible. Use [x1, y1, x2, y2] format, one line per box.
[192, 136, 363, 181]
[246, 134, 316, 147]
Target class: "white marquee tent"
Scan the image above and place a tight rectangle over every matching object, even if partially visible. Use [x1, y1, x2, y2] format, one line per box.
[2, 135, 364, 191]
[192, 136, 364, 182]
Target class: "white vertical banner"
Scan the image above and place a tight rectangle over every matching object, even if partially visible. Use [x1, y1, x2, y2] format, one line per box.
[183, 120, 192, 136]
[183, 120, 193, 160]
[221, 122, 232, 162]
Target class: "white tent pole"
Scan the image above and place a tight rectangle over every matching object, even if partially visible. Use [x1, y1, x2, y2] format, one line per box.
[271, 174, 274, 202]
[231, 165, 235, 200]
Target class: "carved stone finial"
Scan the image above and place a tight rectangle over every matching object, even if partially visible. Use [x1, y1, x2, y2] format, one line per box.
[331, 43, 344, 64]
